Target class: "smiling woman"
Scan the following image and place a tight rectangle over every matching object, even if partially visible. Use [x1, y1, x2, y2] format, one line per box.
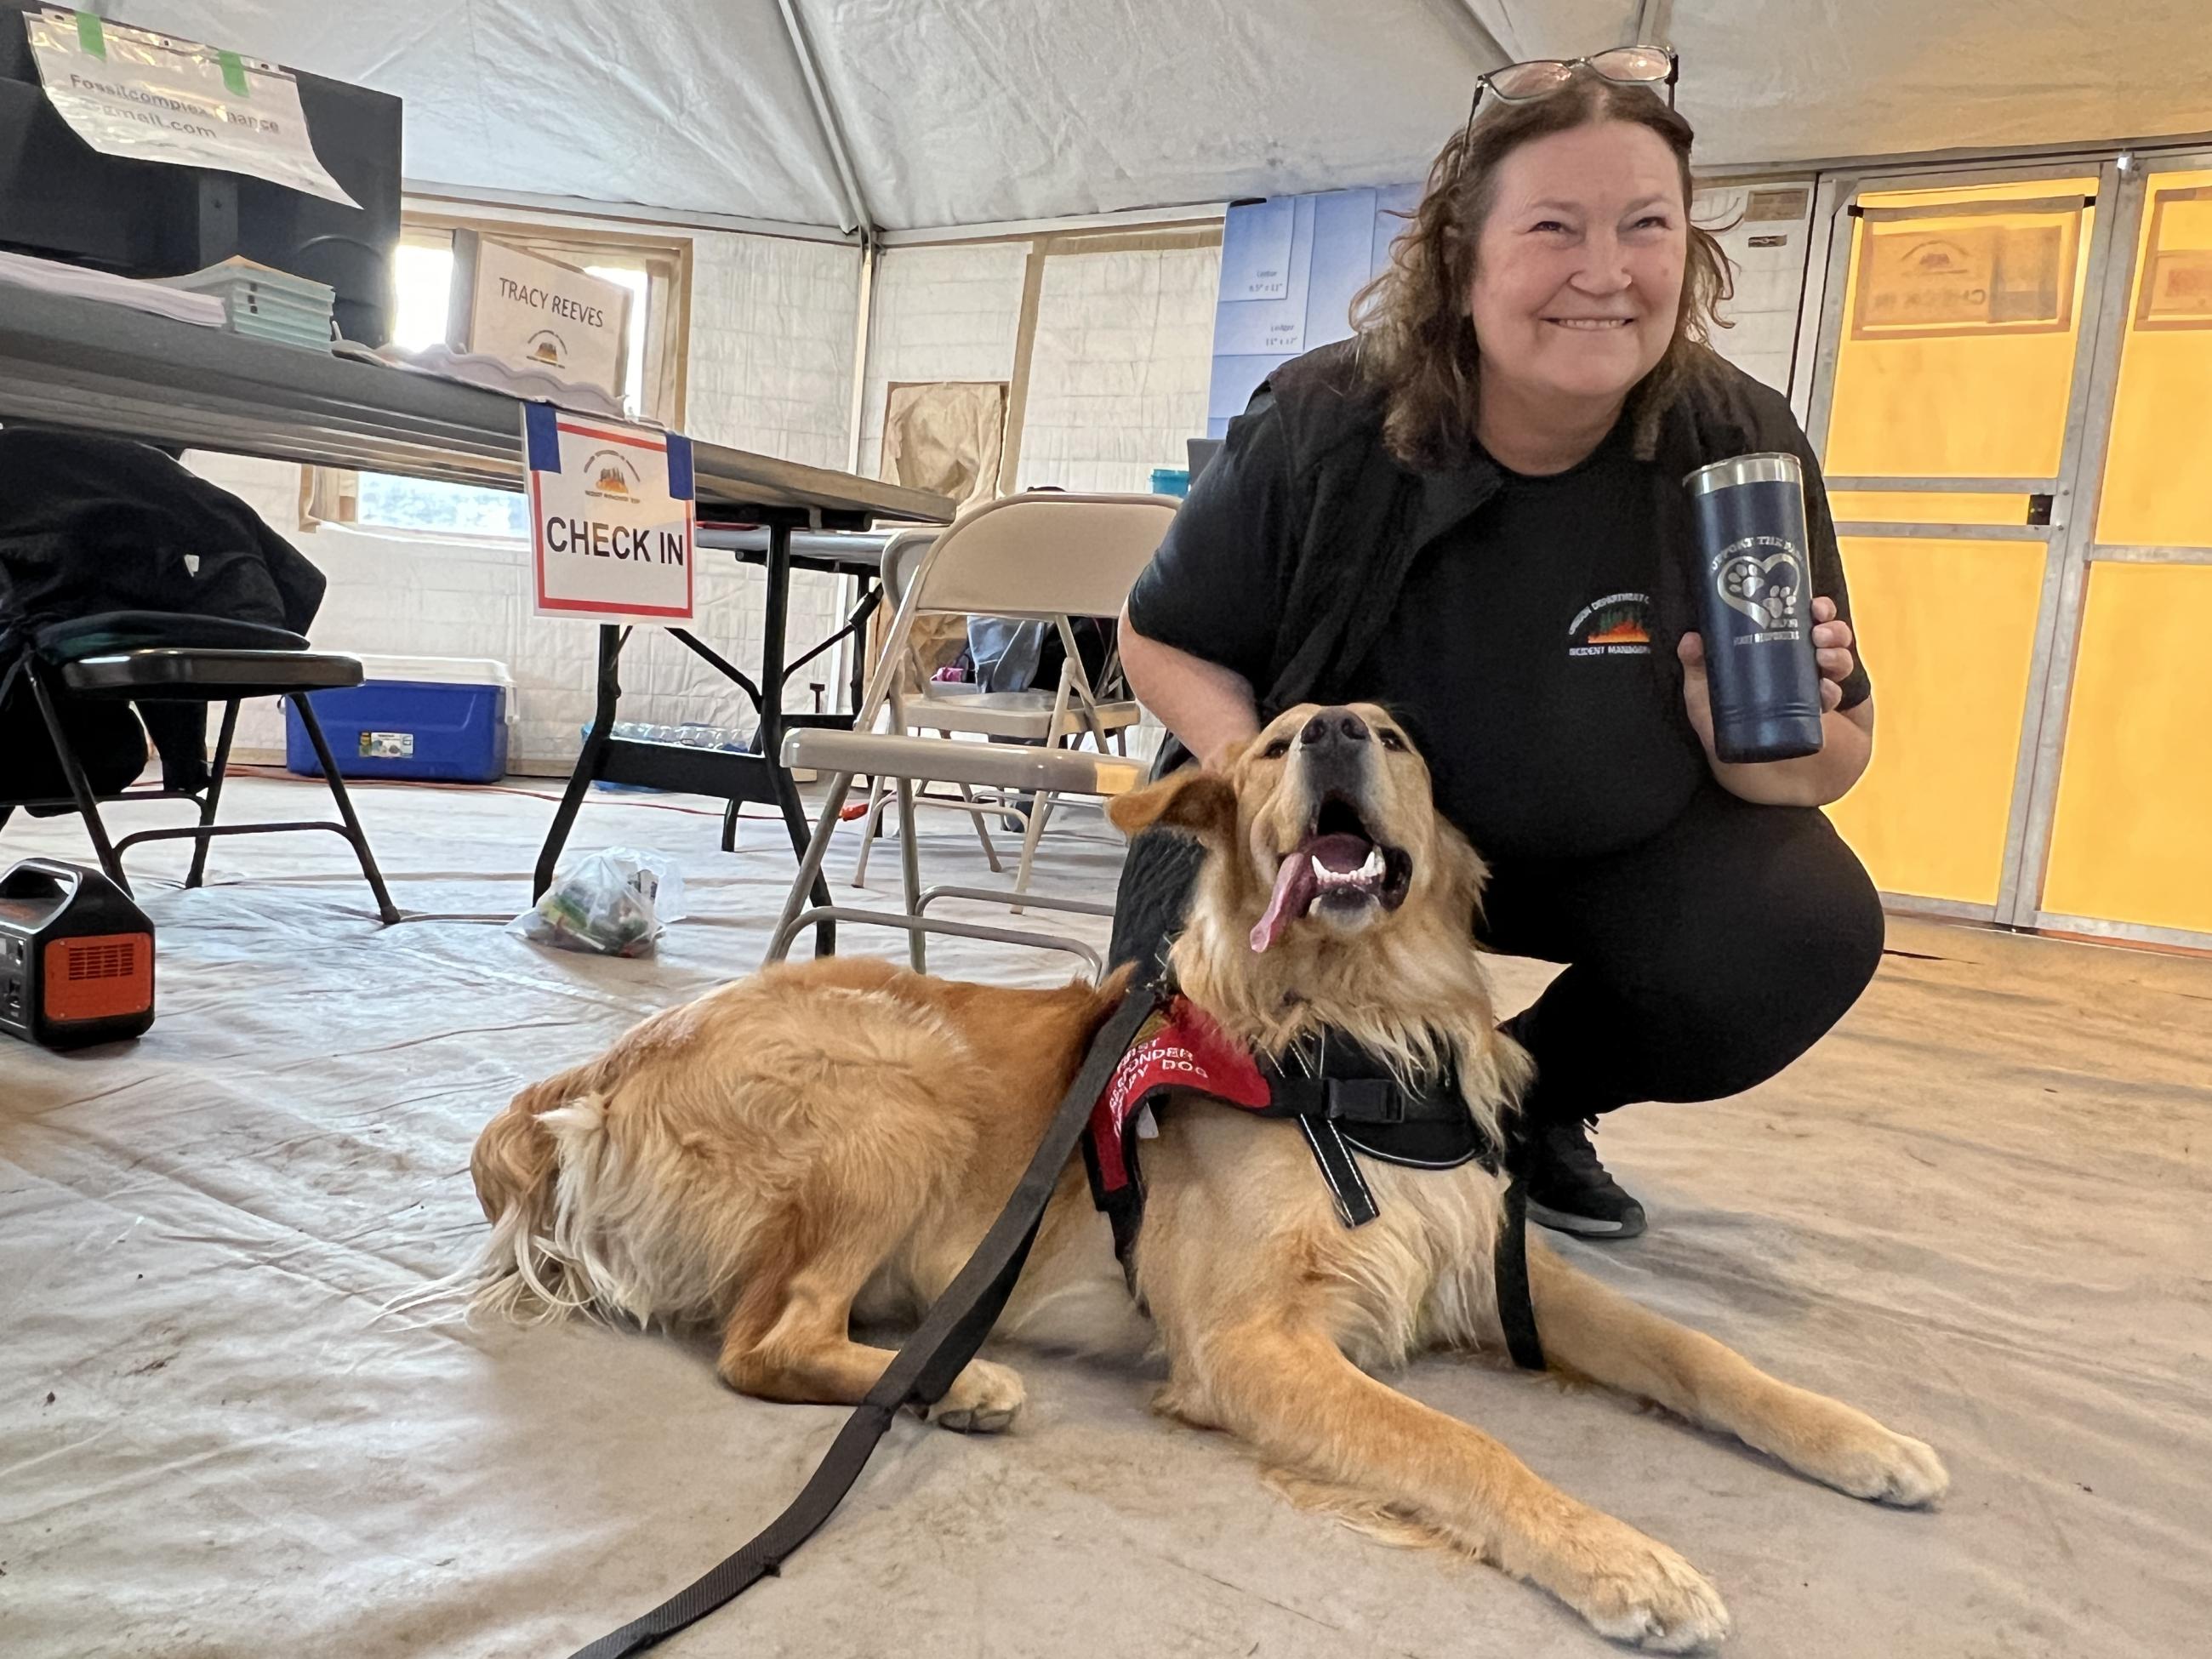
[1114, 62, 1884, 1244]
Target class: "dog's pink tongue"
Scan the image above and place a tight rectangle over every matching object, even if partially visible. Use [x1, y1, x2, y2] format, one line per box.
[1251, 853, 1316, 954]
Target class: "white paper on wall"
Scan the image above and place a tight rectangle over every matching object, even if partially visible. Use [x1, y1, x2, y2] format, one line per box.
[23, 7, 357, 207]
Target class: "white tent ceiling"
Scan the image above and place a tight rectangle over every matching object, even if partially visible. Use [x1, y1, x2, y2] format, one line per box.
[121, 0, 2212, 233]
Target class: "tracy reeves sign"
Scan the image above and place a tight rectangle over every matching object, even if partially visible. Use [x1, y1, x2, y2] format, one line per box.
[453, 231, 633, 399]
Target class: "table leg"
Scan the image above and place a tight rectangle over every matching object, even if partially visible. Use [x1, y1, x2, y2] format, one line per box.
[534, 624, 623, 900]
[847, 575, 880, 715]
[757, 522, 835, 955]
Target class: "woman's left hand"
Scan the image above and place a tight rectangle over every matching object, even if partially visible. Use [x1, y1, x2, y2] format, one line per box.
[1677, 596, 1857, 747]
[1678, 596, 1873, 807]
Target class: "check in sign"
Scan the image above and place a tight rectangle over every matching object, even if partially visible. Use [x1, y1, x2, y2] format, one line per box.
[523, 405, 695, 624]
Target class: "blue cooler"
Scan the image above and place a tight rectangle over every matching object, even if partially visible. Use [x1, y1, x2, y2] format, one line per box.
[286, 654, 516, 784]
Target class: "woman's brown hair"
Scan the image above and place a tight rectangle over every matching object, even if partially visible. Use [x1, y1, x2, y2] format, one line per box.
[1352, 73, 1732, 469]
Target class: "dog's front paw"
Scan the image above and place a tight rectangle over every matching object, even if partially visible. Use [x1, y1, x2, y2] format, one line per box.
[927, 1357, 1026, 1434]
[1825, 1425, 1949, 1508]
[1772, 1396, 1951, 1508]
[1558, 1516, 1731, 1652]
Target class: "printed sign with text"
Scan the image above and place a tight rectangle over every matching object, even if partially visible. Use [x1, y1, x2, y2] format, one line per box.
[453, 231, 631, 399]
[23, 7, 356, 206]
[523, 406, 695, 625]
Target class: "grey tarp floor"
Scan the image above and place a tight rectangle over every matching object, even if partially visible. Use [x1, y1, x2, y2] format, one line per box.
[3, 772, 2208, 1659]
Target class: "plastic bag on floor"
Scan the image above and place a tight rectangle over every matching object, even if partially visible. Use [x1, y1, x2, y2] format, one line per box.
[507, 847, 686, 958]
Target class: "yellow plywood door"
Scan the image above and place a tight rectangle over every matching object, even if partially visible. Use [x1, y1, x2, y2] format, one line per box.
[1826, 538, 2050, 904]
[1825, 179, 2099, 481]
[1816, 176, 2098, 906]
[2034, 168, 2212, 938]
[2095, 173, 2212, 552]
[2040, 565, 2212, 934]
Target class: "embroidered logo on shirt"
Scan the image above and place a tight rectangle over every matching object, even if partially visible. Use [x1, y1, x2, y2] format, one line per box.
[1567, 591, 1653, 658]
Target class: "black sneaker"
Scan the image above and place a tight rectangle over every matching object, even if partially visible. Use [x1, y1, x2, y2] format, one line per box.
[1523, 1115, 1647, 1240]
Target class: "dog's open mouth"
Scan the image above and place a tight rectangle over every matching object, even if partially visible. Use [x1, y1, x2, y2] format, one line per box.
[1250, 795, 1413, 953]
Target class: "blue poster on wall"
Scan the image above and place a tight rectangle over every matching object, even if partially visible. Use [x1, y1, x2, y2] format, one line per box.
[1206, 181, 1426, 438]
[1218, 196, 1297, 301]
[1212, 196, 1319, 359]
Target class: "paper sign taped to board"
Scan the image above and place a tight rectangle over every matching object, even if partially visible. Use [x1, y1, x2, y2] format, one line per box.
[1852, 217, 2073, 337]
[2137, 189, 2212, 328]
[22, 7, 357, 207]
[1220, 197, 1297, 301]
[524, 406, 696, 625]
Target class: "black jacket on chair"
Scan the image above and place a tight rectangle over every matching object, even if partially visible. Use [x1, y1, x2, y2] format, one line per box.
[0, 430, 326, 801]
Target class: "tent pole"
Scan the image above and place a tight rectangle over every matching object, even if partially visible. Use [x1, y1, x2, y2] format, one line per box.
[774, 0, 876, 238]
[847, 241, 876, 476]
[837, 238, 880, 705]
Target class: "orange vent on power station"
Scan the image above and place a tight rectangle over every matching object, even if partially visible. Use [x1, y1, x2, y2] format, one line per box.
[44, 932, 154, 1022]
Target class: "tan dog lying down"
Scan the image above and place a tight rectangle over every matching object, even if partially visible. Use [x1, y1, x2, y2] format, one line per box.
[469, 702, 1946, 1650]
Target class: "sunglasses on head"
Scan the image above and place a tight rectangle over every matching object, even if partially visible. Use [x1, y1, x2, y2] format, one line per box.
[1460, 44, 1679, 146]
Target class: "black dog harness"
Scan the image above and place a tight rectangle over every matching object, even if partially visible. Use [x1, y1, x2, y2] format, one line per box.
[1082, 993, 1546, 1373]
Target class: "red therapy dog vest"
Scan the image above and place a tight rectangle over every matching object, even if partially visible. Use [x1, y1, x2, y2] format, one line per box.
[1082, 995, 1497, 1265]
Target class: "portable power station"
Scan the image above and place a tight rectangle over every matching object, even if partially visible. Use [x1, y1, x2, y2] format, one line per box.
[0, 859, 156, 1049]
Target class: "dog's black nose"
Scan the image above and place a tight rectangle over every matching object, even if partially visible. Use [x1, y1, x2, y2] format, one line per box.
[1300, 709, 1370, 749]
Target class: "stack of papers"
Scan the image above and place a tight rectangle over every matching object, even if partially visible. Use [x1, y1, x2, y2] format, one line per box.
[0, 249, 225, 328]
[159, 258, 334, 351]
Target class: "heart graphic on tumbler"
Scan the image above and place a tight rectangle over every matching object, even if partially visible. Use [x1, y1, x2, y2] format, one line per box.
[1717, 550, 1802, 630]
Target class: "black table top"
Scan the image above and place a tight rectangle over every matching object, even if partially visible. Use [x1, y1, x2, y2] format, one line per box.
[0, 285, 956, 529]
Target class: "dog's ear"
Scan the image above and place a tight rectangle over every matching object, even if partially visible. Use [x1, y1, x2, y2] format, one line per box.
[1108, 768, 1240, 845]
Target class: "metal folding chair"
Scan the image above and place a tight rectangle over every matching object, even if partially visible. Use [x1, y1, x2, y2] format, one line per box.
[0, 613, 399, 922]
[767, 493, 1177, 972]
[767, 730, 1143, 975]
[847, 527, 1017, 881]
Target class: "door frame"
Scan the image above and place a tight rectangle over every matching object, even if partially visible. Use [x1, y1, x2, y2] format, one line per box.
[1797, 151, 2164, 935]
[2007, 146, 2212, 953]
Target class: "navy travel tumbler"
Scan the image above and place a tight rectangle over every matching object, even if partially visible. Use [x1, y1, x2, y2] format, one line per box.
[1682, 453, 1827, 764]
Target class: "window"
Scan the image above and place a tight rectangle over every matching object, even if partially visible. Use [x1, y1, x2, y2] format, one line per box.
[347, 216, 691, 538]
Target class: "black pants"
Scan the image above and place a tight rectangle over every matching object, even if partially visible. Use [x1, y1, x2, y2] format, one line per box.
[1108, 784, 1884, 1126]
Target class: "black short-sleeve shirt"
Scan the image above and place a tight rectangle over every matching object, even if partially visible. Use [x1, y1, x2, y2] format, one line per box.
[1126, 398, 1297, 694]
[1126, 396, 1871, 863]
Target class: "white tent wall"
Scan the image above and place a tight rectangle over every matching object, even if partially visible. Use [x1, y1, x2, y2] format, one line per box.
[687, 232, 864, 469]
[1015, 239, 1223, 493]
[855, 242, 1032, 483]
[1696, 182, 1820, 396]
[801, 0, 1481, 230]
[857, 232, 1225, 497]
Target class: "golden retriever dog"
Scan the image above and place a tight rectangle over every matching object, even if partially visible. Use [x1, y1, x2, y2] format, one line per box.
[467, 702, 1947, 1650]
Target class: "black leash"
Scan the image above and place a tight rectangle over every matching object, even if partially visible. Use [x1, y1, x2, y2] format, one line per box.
[1497, 1171, 1545, 1371]
[566, 984, 1161, 1659]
